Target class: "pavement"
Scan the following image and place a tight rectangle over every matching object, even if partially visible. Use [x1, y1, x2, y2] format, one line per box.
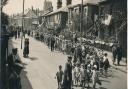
[8, 36, 127, 89]
[103, 50, 127, 74]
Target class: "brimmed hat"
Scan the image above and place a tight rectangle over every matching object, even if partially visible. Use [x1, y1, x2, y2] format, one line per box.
[67, 56, 72, 61]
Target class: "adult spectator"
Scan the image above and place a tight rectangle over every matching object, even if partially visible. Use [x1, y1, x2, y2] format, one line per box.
[63, 56, 72, 89]
[112, 44, 117, 64]
[116, 44, 123, 66]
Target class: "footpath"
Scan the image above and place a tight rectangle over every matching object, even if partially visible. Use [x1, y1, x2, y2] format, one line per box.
[103, 50, 127, 74]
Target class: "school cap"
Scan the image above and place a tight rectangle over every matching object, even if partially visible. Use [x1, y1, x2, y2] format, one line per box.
[67, 56, 72, 60]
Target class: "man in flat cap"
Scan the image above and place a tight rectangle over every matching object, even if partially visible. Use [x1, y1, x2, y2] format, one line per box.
[62, 56, 72, 89]
[7, 48, 22, 89]
[7, 48, 21, 68]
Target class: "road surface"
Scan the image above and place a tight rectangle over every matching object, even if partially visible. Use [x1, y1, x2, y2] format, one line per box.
[8, 36, 127, 89]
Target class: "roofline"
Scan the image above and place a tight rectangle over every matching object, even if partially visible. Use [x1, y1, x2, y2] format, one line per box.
[84, 3, 99, 6]
[68, 4, 81, 9]
[98, 0, 108, 4]
[45, 11, 68, 17]
[68, 3, 98, 9]
[41, 11, 53, 17]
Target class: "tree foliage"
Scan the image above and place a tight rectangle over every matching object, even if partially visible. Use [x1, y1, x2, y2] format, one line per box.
[1, 12, 9, 26]
[1, 0, 8, 10]
[1, 0, 8, 6]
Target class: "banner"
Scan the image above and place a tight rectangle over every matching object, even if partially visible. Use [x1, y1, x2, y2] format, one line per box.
[102, 14, 112, 25]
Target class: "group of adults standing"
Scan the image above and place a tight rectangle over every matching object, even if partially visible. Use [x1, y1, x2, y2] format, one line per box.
[112, 44, 123, 66]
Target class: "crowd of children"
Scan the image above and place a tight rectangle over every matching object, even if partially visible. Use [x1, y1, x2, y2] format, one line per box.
[33, 33, 111, 89]
[54, 45, 111, 89]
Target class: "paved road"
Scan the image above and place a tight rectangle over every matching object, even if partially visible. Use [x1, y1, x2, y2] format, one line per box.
[9, 36, 127, 89]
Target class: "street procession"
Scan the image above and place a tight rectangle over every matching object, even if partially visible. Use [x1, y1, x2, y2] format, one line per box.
[1, 0, 127, 89]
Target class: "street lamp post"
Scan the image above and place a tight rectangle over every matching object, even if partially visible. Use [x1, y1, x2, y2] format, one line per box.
[21, 0, 25, 49]
[80, 0, 83, 44]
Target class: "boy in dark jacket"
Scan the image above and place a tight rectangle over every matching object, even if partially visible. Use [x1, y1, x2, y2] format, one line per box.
[55, 65, 64, 89]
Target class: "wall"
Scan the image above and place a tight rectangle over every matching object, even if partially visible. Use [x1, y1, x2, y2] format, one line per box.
[99, 0, 127, 56]
[61, 12, 68, 29]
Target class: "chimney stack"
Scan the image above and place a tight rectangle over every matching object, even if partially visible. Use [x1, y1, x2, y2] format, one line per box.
[66, 0, 72, 5]
[57, 0, 62, 9]
[31, 6, 34, 11]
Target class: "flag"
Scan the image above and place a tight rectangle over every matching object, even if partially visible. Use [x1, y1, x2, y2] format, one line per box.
[102, 14, 112, 25]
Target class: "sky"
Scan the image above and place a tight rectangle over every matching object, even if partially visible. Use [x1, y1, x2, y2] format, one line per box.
[3, 0, 84, 15]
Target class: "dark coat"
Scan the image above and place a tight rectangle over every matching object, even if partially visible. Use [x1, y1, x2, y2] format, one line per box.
[104, 59, 110, 70]
[7, 54, 15, 71]
[64, 62, 72, 80]
[112, 46, 117, 58]
[23, 40, 29, 54]
[116, 46, 123, 60]
[63, 62, 72, 89]
[51, 37, 55, 45]
[7, 54, 22, 74]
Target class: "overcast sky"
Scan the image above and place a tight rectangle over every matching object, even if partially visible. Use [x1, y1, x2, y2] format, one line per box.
[3, 0, 84, 15]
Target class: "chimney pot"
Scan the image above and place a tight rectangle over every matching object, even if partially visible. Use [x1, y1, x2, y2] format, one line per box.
[57, 0, 62, 9]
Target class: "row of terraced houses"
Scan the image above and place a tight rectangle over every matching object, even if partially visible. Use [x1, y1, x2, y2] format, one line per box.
[9, 0, 127, 56]
[39, 0, 126, 56]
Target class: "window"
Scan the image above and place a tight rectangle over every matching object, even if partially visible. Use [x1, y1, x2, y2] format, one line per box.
[74, 8, 77, 12]
[84, 8, 86, 13]
[74, 7, 79, 12]
[84, 7, 88, 16]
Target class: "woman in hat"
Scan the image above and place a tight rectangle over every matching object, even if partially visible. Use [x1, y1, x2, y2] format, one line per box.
[23, 38, 29, 57]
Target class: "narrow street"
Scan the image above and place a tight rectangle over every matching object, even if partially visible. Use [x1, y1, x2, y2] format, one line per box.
[2, 0, 127, 89]
[8, 36, 127, 89]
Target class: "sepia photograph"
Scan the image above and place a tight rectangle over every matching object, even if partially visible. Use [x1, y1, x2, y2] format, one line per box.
[1, 0, 127, 89]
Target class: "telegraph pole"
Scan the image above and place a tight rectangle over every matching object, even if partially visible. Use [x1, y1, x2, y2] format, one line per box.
[21, 0, 25, 49]
[80, 0, 83, 44]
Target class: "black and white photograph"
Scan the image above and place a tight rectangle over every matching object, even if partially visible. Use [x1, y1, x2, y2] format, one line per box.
[1, 0, 127, 89]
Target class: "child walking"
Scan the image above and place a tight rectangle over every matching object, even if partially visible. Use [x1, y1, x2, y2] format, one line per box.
[92, 65, 102, 89]
[55, 65, 64, 89]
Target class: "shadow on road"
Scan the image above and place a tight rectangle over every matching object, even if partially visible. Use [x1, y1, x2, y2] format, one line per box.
[22, 63, 28, 66]
[118, 64, 127, 66]
[29, 57, 38, 61]
[101, 79, 110, 83]
[21, 70, 33, 89]
[99, 87, 107, 89]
